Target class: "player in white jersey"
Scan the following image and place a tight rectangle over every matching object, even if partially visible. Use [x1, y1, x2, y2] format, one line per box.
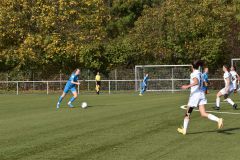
[230, 66, 239, 92]
[215, 65, 237, 110]
[178, 60, 223, 135]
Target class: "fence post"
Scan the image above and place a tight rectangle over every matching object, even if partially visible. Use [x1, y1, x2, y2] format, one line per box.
[171, 68, 174, 93]
[88, 69, 90, 91]
[7, 73, 9, 91]
[47, 81, 49, 95]
[115, 69, 117, 91]
[135, 66, 137, 91]
[33, 81, 35, 91]
[17, 82, 19, 95]
[60, 71, 62, 90]
[78, 81, 80, 95]
[109, 80, 111, 94]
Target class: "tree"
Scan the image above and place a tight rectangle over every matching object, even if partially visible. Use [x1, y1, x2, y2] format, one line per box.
[124, 0, 236, 67]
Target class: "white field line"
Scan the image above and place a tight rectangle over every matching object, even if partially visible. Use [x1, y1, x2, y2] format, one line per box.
[180, 101, 240, 115]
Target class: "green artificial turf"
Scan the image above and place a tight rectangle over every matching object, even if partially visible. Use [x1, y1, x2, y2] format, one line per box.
[1, 92, 240, 160]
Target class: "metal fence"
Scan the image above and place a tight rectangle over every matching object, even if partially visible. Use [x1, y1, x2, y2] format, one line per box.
[0, 79, 225, 95]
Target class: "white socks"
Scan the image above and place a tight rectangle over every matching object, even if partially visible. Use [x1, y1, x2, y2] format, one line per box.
[183, 118, 189, 130]
[208, 114, 219, 122]
[216, 97, 235, 108]
[216, 97, 220, 107]
[226, 98, 234, 106]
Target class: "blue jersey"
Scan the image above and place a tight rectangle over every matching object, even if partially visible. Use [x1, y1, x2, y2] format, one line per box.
[66, 73, 79, 88]
[142, 76, 149, 86]
[201, 72, 208, 91]
[202, 72, 208, 84]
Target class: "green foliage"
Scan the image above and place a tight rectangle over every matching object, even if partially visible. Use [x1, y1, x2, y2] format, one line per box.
[122, 0, 237, 67]
[0, 0, 240, 75]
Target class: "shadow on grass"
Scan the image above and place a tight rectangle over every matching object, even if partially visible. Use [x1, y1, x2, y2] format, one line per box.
[188, 127, 240, 135]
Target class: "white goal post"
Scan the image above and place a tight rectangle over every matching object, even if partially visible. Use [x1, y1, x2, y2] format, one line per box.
[231, 58, 240, 67]
[135, 65, 192, 92]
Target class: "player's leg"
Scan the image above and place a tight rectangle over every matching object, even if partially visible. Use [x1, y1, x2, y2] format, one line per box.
[178, 106, 193, 135]
[141, 86, 147, 95]
[98, 82, 101, 94]
[139, 82, 144, 96]
[178, 94, 197, 135]
[96, 81, 101, 95]
[215, 89, 224, 110]
[225, 90, 237, 109]
[57, 87, 68, 109]
[96, 84, 99, 94]
[68, 88, 78, 108]
[199, 105, 223, 129]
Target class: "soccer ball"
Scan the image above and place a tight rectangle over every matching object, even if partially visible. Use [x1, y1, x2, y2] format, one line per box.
[81, 102, 88, 109]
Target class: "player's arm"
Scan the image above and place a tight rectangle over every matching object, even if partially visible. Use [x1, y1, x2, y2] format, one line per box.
[181, 77, 198, 89]
[70, 75, 80, 85]
[71, 80, 80, 85]
[204, 75, 209, 86]
[236, 74, 240, 85]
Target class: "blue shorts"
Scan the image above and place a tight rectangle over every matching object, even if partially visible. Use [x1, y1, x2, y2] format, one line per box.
[63, 86, 77, 94]
[202, 87, 208, 92]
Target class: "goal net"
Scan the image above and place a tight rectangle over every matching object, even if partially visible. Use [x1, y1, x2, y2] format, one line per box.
[135, 65, 191, 92]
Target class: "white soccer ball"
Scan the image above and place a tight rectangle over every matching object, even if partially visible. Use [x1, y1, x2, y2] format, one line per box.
[81, 102, 88, 109]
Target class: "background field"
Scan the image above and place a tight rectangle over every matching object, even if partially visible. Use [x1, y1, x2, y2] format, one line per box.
[1, 92, 240, 160]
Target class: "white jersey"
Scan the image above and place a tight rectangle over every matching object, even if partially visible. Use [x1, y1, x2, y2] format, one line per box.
[188, 70, 207, 107]
[223, 71, 233, 88]
[190, 70, 202, 94]
[220, 71, 235, 95]
[230, 71, 237, 83]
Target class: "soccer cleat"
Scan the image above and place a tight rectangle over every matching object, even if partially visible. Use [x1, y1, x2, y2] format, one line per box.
[139, 93, 143, 96]
[56, 102, 60, 109]
[68, 102, 74, 108]
[213, 106, 220, 110]
[233, 104, 238, 110]
[177, 127, 186, 135]
[218, 118, 224, 129]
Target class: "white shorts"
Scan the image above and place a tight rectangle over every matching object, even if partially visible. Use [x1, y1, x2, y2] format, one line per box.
[188, 92, 207, 107]
[233, 82, 237, 90]
[220, 87, 234, 95]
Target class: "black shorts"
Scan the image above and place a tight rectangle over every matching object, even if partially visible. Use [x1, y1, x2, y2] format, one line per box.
[96, 81, 101, 86]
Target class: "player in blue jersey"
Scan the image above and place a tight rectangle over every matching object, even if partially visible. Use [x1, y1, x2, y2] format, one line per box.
[57, 68, 81, 109]
[139, 74, 149, 96]
[202, 68, 209, 94]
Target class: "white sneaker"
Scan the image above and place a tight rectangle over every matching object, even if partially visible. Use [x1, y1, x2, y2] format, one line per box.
[56, 102, 60, 109]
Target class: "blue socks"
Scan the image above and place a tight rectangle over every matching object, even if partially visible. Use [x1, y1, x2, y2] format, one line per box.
[58, 96, 63, 103]
[140, 88, 146, 94]
[57, 96, 76, 109]
[69, 97, 76, 103]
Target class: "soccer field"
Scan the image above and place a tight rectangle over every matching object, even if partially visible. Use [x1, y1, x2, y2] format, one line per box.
[1, 93, 240, 160]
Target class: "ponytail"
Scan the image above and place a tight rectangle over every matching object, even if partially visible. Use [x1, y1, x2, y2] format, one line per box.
[192, 60, 204, 70]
